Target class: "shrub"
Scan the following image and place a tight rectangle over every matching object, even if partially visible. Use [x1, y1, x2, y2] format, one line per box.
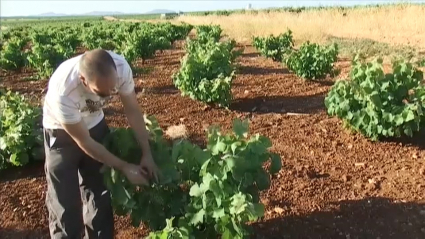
[324, 56, 425, 141]
[102, 116, 282, 238]
[195, 25, 223, 44]
[0, 90, 43, 169]
[173, 38, 241, 108]
[252, 30, 294, 62]
[284, 41, 339, 80]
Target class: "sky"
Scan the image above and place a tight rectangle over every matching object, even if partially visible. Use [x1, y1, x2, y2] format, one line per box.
[1, 0, 424, 17]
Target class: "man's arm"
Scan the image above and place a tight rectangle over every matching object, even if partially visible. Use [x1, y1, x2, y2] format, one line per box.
[62, 121, 127, 170]
[120, 90, 159, 181]
[62, 120, 149, 185]
[120, 90, 152, 158]
[52, 95, 125, 169]
[116, 61, 159, 181]
[117, 62, 153, 159]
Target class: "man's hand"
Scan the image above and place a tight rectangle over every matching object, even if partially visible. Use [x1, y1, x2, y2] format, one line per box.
[122, 163, 150, 186]
[140, 154, 160, 183]
[120, 91, 160, 183]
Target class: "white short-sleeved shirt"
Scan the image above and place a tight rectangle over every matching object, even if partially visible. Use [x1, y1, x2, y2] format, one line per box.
[42, 50, 134, 130]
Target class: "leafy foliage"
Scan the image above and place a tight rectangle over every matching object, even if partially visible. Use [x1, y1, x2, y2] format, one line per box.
[284, 41, 339, 80]
[0, 37, 27, 70]
[102, 116, 282, 238]
[103, 115, 185, 230]
[116, 28, 167, 67]
[0, 90, 43, 170]
[173, 25, 242, 108]
[1, 21, 194, 78]
[80, 26, 116, 50]
[27, 43, 73, 79]
[173, 38, 241, 108]
[252, 30, 294, 62]
[195, 25, 223, 44]
[324, 56, 425, 141]
[156, 22, 194, 44]
[252, 30, 340, 80]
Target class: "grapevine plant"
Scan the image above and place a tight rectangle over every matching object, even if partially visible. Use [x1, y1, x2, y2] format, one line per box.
[284, 41, 339, 80]
[102, 115, 282, 238]
[252, 30, 294, 62]
[325, 56, 425, 141]
[27, 43, 72, 79]
[0, 37, 28, 70]
[173, 25, 242, 108]
[195, 25, 223, 44]
[0, 90, 44, 170]
[252, 30, 339, 81]
[173, 38, 241, 108]
[116, 28, 166, 67]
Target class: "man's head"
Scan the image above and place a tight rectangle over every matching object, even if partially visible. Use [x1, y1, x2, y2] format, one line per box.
[78, 49, 118, 98]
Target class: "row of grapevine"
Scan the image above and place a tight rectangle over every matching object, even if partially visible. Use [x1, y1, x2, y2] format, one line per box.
[252, 29, 339, 80]
[0, 21, 194, 169]
[0, 21, 194, 78]
[102, 115, 282, 238]
[252, 30, 425, 142]
[173, 25, 242, 108]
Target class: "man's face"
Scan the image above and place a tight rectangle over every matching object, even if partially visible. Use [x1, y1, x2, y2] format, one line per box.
[80, 70, 118, 98]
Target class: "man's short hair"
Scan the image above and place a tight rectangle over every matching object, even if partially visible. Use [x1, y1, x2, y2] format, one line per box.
[79, 49, 117, 82]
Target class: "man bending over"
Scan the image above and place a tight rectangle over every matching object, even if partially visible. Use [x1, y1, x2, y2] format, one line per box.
[42, 49, 159, 238]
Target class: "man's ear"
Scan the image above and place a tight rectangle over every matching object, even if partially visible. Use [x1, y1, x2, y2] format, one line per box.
[79, 74, 87, 86]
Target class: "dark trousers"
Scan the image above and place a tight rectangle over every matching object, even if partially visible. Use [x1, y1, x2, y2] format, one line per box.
[43, 118, 114, 239]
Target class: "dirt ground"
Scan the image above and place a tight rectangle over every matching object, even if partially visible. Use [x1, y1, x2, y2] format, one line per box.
[1, 42, 425, 239]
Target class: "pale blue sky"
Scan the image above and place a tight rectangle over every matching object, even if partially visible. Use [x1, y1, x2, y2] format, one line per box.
[1, 0, 424, 17]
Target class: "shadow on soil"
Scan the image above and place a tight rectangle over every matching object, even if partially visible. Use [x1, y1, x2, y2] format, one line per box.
[384, 130, 425, 150]
[252, 197, 425, 239]
[135, 85, 179, 95]
[308, 79, 336, 87]
[0, 161, 45, 183]
[230, 93, 325, 114]
[187, 133, 207, 148]
[241, 52, 261, 58]
[237, 65, 290, 75]
[103, 107, 124, 116]
[147, 85, 179, 95]
[156, 60, 181, 66]
[132, 66, 154, 76]
[0, 228, 49, 239]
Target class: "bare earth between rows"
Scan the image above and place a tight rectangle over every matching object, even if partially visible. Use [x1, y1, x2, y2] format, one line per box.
[1, 44, 425, 239]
